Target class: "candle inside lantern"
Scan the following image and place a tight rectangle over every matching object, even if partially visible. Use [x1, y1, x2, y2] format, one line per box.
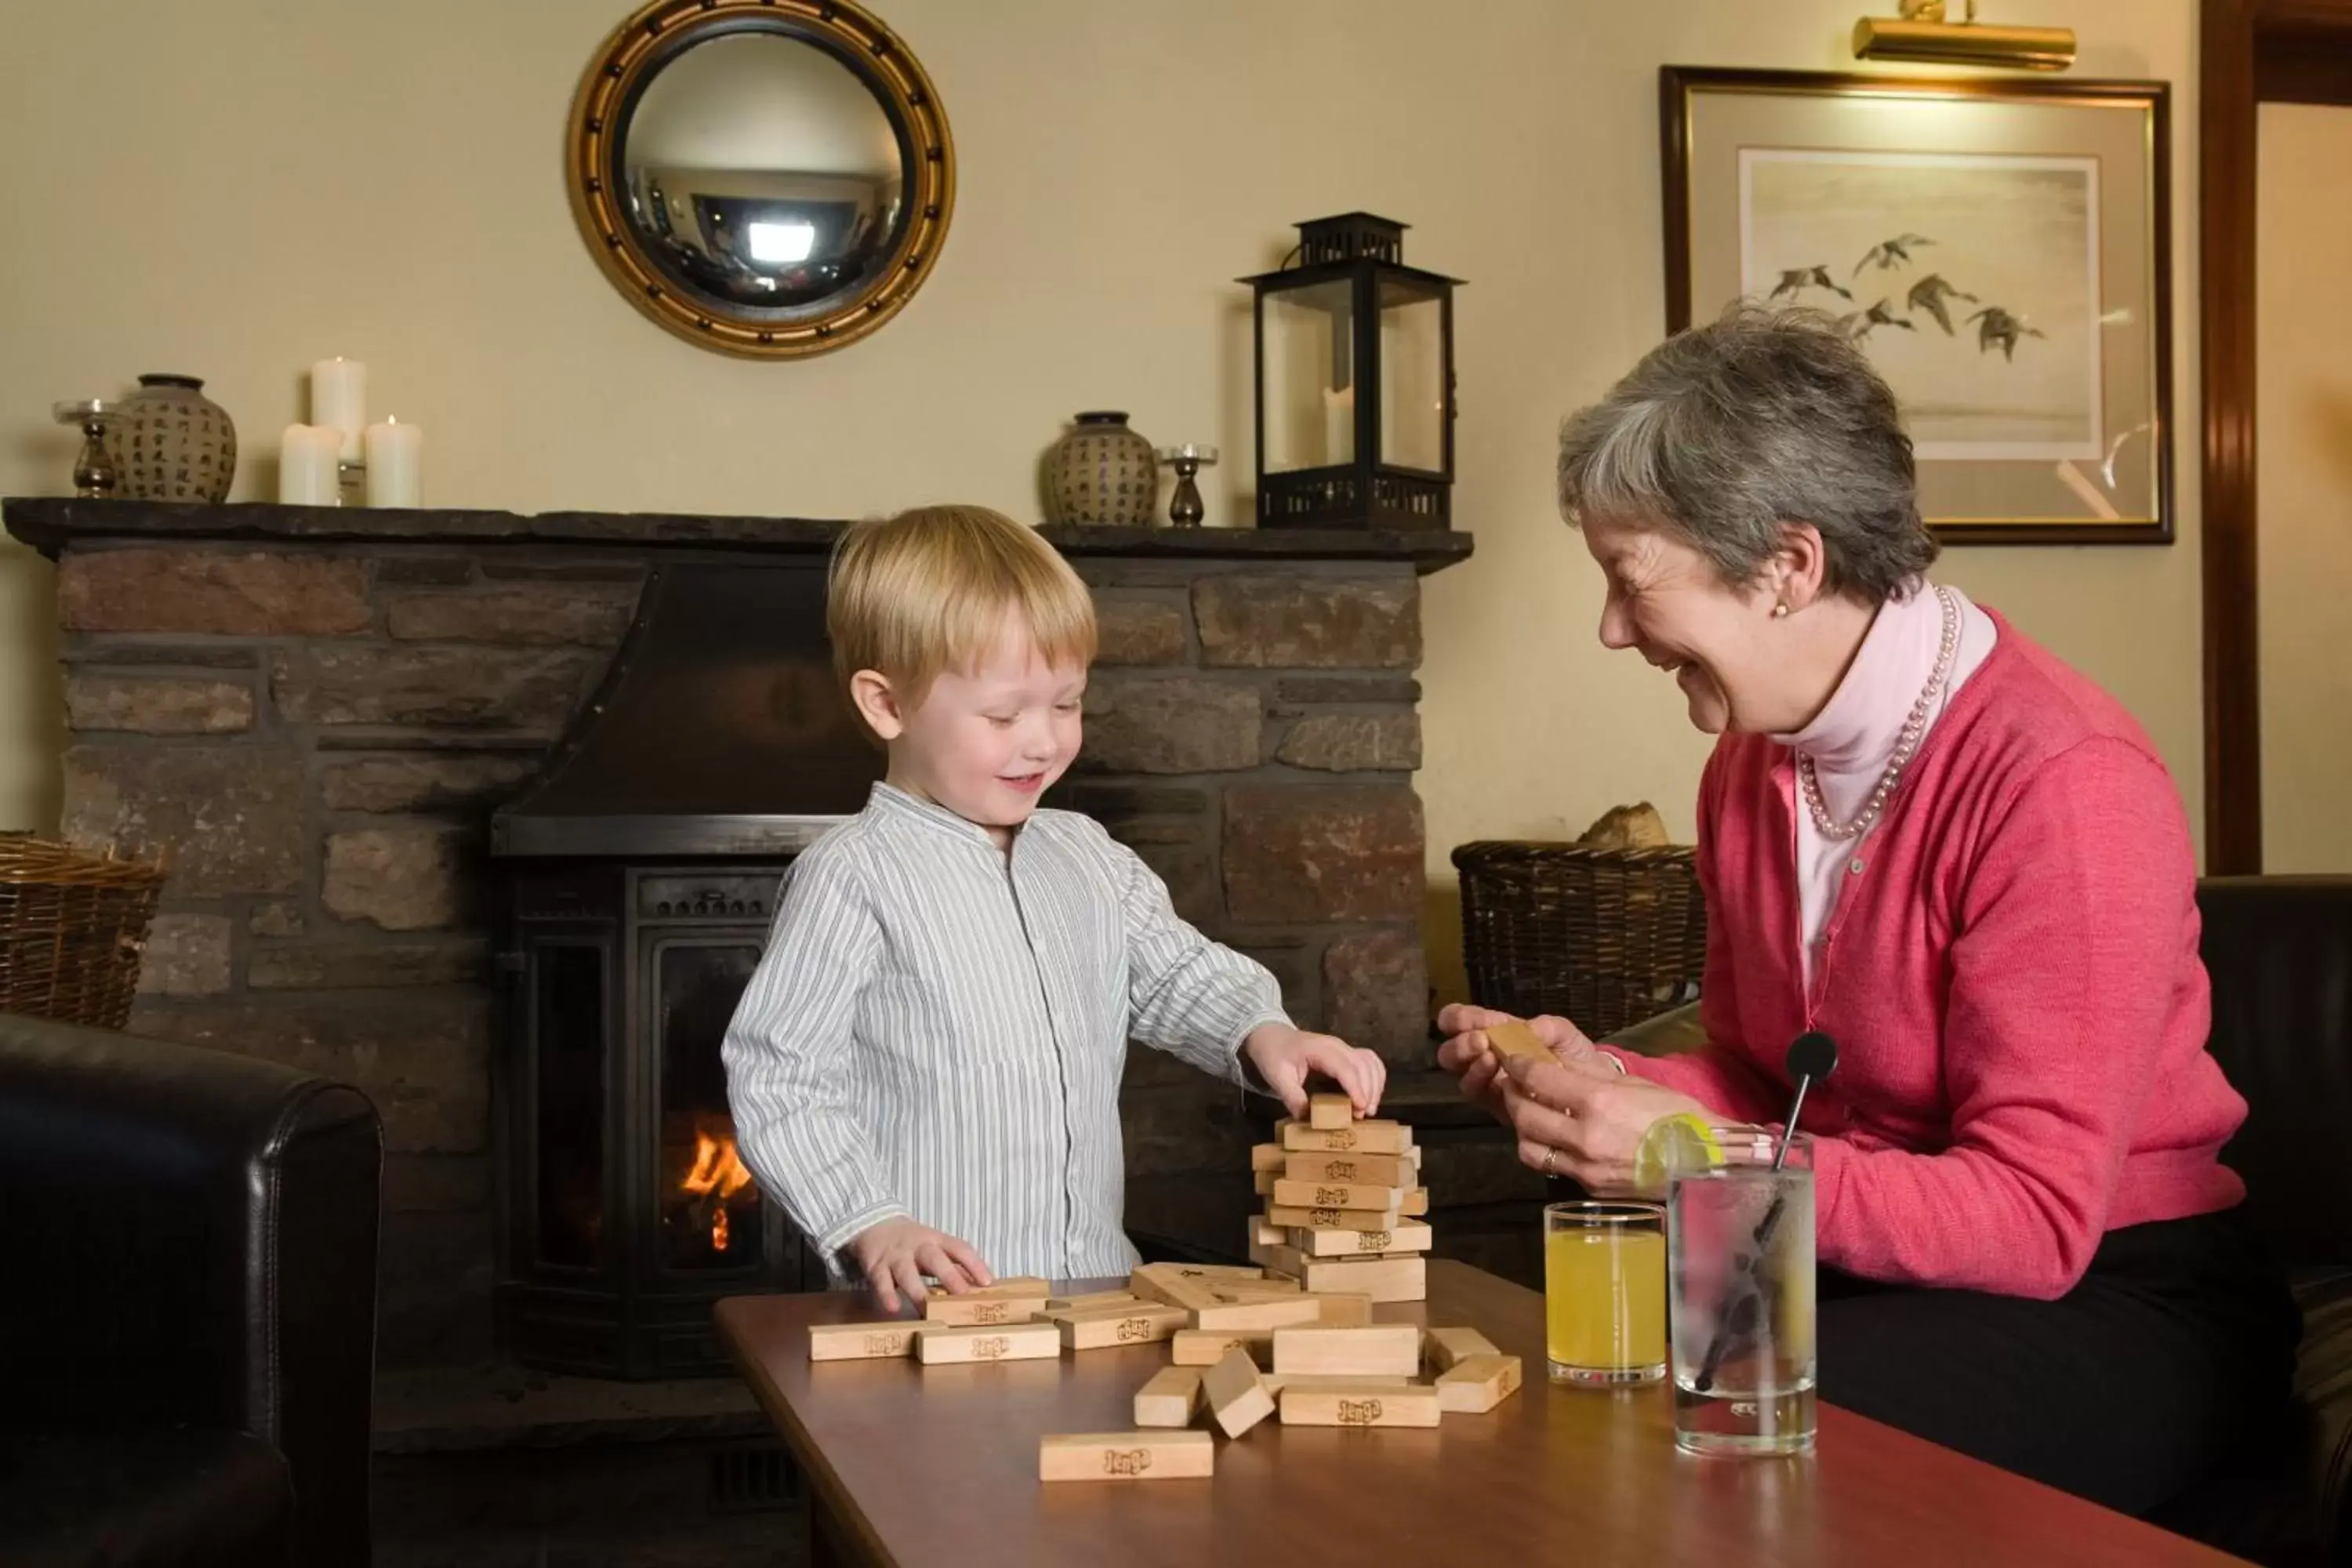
[1322, 384, 1355, 466]
[363, 417, 423, 507]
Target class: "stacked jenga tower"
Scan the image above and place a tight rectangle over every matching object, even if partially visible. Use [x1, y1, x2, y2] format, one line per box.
[1246, 1092, 1430, 1304]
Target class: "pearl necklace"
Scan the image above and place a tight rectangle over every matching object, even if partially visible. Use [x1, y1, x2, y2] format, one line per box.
[1796, 584, 1959, 842]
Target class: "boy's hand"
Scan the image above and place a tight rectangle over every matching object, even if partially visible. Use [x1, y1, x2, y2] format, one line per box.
[1243, 1023, 1387, 1121]
[847, 1218, 994, 1313]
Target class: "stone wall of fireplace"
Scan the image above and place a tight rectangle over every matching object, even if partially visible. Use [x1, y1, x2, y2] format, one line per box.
[20, 504, 1465, 1370]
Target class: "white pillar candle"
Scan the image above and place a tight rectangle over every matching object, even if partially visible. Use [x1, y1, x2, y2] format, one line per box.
[1322, 385, 1355, 466]
[310, 358, 367, 460]
[278, 424, 341, 506]
[363, 417, 423, 507]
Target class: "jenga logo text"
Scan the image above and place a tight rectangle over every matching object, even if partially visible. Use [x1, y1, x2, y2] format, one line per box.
[1103, 1449, 1152, 1476]
[1310, 1208, 1341, 1225]
[1177, 1268, 1207, 1278]
[1338, 1399, 1385, 1425]
[862, 1333, 902, 1356]
[1359, 1229, 1391, 1250]
[973, 1302, 1010, 1323]
[1314, 1187, 1348, 1206]
[1326, 1130, 1358, 1150]
[1325, 1160, 1357, 1180]
[1116, 1316, 1152, 1342]
[973, 1336, 1009, 1359]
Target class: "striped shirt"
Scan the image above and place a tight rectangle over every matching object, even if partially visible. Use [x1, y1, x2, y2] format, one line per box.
[722, 782, 1290, 1284]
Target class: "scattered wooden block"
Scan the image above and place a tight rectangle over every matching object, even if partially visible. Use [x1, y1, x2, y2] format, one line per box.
[1265, 1373, 1418, 1399]
[1192, 1293, 1326, 1333]
[1279, 1380, 1443, 1428]
[1306, 1292, 1376, 1327]
[808, 1321, 920, 1362]
[1297, 1256, 1426, 1303]
[1272, 1324, 1423, 1378]
[1266, 1202, 1407, 1231]
[912, 1321, 1060, 1364]
[1250, 1142, 1287, 1174]
[1423, 1326, 1501, 1373]
[1248, 1238, 1305, 1276]
[1283, 1151, 1414, 1187]
[1205, 1274, 1301, 1298]
[1127, 1266, 1219, 1314]
[1271, 1180, 1403, 1216]
[1436, 1354, 1524, 1414]
[1046, 1290, 1140, 1313]
[1040, 1431, 1214, 1482]
[1308, 1092, 1355, 1130]
[1483, 1018, 1552, 1062]
[1134, 1366, 1203, 1428]
[949, 1276, 1052, 1300]
[1281, 1120, 1411, 1156]
[922, 1294, 1046, 1327]
[1058, 1303, 1189, 1350]
[1291, 1219, 1433, 1259]
[1200, 1346, 1276, 1439]
[1171, 1328, 1272, 1367]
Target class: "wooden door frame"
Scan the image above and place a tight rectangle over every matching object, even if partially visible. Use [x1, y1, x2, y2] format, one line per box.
[2200, 0, 2352, 872]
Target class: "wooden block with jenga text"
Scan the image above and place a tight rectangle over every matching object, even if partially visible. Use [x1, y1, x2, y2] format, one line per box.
[1271, 1324, 1423, 1378]
[807, 1321, 920, 1362]
[1297, 1255, 1426, 1303]
[1292, 1219, 1433, 1259]
[1308, 1092, 1354, 1130]
[1281, 1120, 1411, 1156]
[1279, 1381, 1443, 1428]
[1046, 1290, 1140, 1314]
[1436, 1354, 1525, 1414]
[1483, 1018, 1552, 1062]
[1423, 1326, 1501, 1374]
[1263, 1373, 1418, 1399]
[1126, 1264, 1226, 1313]
[1271, 1180, 1403, 1216]
[1134, 1366, 1203, 1428]
[1200, 1345, 1276, 1438]
[950, 1276, 1051, 1299]
[1192, 1293, 1326, 1333]
[1040, 1431, 1214, 1482]
[1058, 1302, 1190, 1350]
[912, 1321, 1060, 1364]
[1171, 1328, 1272, 1366]
[1266, 1202, 1404, 1231]
[1283, 1151, 1414, 1187]
[922, 1293, 1047, 1327]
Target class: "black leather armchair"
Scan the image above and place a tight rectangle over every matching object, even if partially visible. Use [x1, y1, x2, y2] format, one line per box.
[0, 1011, 383, 1567]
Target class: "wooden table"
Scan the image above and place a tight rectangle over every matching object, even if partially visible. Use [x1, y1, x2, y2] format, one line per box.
[716, 1259, 2247, 1566]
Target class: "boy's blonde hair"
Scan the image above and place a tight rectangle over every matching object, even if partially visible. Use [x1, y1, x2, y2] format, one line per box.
[827, 505, 1097, 733]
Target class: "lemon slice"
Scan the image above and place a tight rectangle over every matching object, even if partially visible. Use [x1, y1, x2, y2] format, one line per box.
[1632, 1112, 1722, 1197]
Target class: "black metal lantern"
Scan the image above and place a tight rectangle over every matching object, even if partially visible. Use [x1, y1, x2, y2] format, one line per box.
[1240, 213, 1461, 531]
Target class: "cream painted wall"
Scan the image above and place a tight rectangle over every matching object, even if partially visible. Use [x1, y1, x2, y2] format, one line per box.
[2256, 103, 2352, 874]
[0, 2, 2204, 996]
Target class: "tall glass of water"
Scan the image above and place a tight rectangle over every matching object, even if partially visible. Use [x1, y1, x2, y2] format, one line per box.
[1665, 1127, 1816, 1456]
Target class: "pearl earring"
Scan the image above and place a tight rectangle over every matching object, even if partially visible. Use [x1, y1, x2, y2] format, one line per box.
[1772, 602, 1791, 619]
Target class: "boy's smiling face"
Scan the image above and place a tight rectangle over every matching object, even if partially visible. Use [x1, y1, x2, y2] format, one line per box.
[853, 623, 1086, 845]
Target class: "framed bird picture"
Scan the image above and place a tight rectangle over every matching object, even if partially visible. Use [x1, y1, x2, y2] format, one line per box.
[1660, 68, 2172, 545]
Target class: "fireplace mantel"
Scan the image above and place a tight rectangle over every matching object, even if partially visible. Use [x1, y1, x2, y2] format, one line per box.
[3, 498, 1475, 575]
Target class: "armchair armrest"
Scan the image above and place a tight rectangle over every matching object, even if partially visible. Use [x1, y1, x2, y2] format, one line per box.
[1602, 1002, 1708, 1059]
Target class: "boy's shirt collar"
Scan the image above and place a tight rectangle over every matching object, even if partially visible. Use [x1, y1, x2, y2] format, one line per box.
[868, 779, 1008, 849]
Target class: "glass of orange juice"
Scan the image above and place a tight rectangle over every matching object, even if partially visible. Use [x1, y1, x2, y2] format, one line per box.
[1544, 1201, 1668, 1386]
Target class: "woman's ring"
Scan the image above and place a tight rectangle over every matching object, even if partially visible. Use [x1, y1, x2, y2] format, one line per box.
[1541, 1145, 1559, 1176]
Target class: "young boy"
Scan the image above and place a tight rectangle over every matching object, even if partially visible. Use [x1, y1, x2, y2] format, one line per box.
[722, 505, 1386, 1310]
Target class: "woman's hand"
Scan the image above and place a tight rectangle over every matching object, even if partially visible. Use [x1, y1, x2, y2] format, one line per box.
[1243, 1023, 1386, 1120]
[1434, 1003, 1611, 1115]
[1494, 1051, 1710, 1194]
[847, 1218, 993, 1312]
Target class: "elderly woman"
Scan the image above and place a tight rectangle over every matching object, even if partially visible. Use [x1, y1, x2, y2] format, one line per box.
[1439, 307, 2297, 1524]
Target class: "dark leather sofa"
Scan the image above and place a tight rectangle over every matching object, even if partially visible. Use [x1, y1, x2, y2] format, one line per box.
[0, 1012, 383, 1567]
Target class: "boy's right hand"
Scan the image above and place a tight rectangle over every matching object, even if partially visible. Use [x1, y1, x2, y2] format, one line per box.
[848, 1218, 994, 1312]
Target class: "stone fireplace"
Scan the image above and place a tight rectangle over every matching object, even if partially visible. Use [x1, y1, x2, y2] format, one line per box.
[3, 496, 1475, 1375]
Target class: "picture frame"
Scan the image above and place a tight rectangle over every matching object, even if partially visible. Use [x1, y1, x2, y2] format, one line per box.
[1660, 67, 2173, 546]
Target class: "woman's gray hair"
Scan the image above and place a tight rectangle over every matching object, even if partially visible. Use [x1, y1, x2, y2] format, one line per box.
[1557, 302, 1937, 603]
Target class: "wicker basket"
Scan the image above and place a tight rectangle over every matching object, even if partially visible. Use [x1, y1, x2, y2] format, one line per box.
[1452, 840, 1708, 1038]
[0, 835, 169, 1029]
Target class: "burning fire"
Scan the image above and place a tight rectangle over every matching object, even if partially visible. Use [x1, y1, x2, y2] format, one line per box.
[681, 1131, 754, 1251]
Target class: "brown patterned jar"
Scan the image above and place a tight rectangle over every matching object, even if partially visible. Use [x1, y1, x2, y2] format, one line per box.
[1046, 411, 1158, 527]
[107, 374, 237, 503]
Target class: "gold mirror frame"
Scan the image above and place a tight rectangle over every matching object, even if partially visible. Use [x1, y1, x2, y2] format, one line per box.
[564, 0, 955, 359]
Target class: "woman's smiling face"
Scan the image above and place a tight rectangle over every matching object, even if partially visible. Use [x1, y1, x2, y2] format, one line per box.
[1582, 511, 1795, 735]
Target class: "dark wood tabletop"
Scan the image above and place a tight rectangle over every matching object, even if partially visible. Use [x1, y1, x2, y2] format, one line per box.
[715, 1258, 2249, 1567]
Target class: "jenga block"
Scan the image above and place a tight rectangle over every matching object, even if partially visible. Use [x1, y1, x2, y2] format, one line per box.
[1272, 1180, 1403, 1215]
[912, 1321, 1060, 1364]
[1127, 1266, 1219, 1313]
[1483, 1018, 1552, 1062]
[1134, 1366, 1203, 1428]
[1252, 1217, 1287, 1249]
[923, 1294, 1046, 1327]
[1283, 1152, 1414, 1186]
[1265, 1373, 1418, 1399]
[1401, 1187, 1429, 1218]
[1298, 1256, 1426, 1303]
[1308, 1092, 1354, 1130]
[1254, 1169, 1279, 1196]
[1250, 1142, 1287, 1173]
[1436, 1354, 1524, 1414]
[1279, 1381, 1443, 1428]
[1046, 1290, 1141, 1313]
[949, 1276, 1052, 1299]
[1423, 1326, 1501, 1373]
[1282, 1120, 1411, 1155]
[1292, 1219, 1433, 1259]
[1266, 1203, 1405, 1231]
[808, 1321, 920, 1362]
[1206, 1274, 1301, 1298]
[1200, 1346, 1276, 1438]
[1272, 1323, 1423, 1378]
[1308, 1291, 1376, 1327]
[1248, 1238, 1305, 1276]
[1040, 1431, 1214, 1482]
[1171, 1328, 1272, 1366]
[1192, 1294, 1326, 1333]
[1058, 1303, 1189, 1350]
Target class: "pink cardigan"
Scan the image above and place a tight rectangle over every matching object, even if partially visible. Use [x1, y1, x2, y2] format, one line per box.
[1611, 611, 2247, 1299]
